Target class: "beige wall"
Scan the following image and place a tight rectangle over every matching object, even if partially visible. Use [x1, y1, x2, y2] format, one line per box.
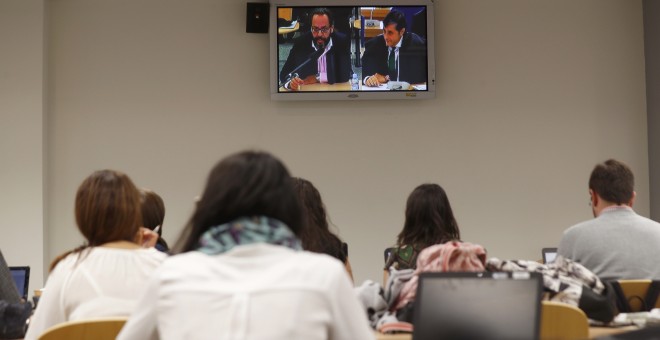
[0, 0, 46, 292]
[1, 0, 649, 288]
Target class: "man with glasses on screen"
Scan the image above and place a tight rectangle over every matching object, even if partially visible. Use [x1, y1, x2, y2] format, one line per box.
[361, 10, 427, 87]
[279, 8, 352, 91]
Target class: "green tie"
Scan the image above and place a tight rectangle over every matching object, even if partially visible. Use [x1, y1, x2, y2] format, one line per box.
[388, 48, 397, 79]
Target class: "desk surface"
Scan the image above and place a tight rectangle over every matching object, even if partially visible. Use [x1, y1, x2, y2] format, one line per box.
[279, 82, 352, 92]
[374, 326, 640, 340]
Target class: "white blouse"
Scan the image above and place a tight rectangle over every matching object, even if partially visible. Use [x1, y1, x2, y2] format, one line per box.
[117, 243, 375, 340]
[24, 246, 166, 339]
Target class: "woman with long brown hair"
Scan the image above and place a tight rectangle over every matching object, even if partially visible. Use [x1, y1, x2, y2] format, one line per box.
[385, 183, 461, 272]
[291, 177, 353, 281]
[25, 170, 166, 339]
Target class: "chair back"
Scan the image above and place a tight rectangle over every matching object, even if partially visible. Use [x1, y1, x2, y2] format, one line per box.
[614, 279, 660, 312]
[539, 301, 588, 340]
[38, 317, 128, 340]
[384, 247, 393, 263]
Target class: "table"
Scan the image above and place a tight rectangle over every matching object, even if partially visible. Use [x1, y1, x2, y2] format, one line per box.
[374, 326, 640, 340]
[279, 81, 351, 92]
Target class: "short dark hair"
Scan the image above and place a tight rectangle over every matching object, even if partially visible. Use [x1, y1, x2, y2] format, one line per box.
[140, 189, 165, 232]
[397, 183, 461, 249]
[383, 10, 407, 31]
[309, 7, 334, 26]
[589, 159, 635, 205]
[174, 150, 302, 253]
[140, 189, 169, 251]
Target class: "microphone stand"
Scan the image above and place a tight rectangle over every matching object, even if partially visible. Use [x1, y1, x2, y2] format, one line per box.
[282, 48, 325, 86]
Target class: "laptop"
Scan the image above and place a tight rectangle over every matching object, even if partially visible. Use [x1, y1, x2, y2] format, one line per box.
[9, 266, 30, 301]
[542, 247, 558, 264]
[412, 271, 543, 340]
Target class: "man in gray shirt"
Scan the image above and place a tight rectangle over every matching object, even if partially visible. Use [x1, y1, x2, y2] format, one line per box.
[558, 159, 660, 281]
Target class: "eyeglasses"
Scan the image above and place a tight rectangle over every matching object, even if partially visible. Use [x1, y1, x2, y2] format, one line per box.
[311, 27, 331, 34]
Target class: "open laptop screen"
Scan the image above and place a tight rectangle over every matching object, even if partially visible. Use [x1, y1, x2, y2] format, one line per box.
[412, 272, 542, 340]
[9, 266, 30, 300]
[542, 247, 558, 264]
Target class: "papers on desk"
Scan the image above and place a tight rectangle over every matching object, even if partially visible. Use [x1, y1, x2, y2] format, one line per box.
[280, 20, 297, 29]
[589, 309, 660, 328]
[363, 82, 424, 91]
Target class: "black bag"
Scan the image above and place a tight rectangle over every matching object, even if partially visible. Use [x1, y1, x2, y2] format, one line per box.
[0, 300, 32, 339]
[578, 281, 618, 322]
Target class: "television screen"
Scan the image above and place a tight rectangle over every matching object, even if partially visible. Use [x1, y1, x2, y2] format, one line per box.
[270, 0, 435, 100]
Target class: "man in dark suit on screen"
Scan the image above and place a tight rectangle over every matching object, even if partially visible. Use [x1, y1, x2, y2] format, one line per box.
[361, 10, 427, 87]
[279, 8, 352, 91]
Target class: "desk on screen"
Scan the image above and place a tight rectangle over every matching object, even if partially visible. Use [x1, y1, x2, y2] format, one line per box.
[279, 82, 351, 92]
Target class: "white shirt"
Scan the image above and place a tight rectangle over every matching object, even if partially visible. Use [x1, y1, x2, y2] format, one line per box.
[24, 246, 166, 339]
[117, 243, 375, 340]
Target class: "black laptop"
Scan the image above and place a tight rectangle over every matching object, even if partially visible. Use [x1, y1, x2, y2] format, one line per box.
[9, 266, 30, 301]
[412, 271, 543, 340]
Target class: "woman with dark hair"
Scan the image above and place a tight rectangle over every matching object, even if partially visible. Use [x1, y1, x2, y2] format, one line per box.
[292, 177, 353, 281]
[140, 189, 169, 252]
[384, 183, 461, 273]
[118, 151, 374, 340]
[24, 170, 166, 340]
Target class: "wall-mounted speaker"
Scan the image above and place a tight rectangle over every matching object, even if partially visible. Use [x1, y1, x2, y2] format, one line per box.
[246, 2, 269, 33]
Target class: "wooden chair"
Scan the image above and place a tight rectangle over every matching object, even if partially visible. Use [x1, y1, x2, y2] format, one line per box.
[38, 317, 128, 340]
[540, 301, 589, 340]
[615, 279, 660, 312]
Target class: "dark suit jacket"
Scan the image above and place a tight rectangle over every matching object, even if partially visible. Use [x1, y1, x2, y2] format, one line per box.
[279, 31, 352, 85]
[361, 32, 427, 84]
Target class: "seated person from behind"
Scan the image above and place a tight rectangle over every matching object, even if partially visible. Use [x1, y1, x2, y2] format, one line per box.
[361, 9, 427, 87]
[385, 184, 461, 280]
[279, 7, 352, 91]
[117, 151, 374, 340]
[0, 249, 32, 339]
[140, 189, 170, 252]
[292, 177, 353, 282]
[24, 170, 165, 340]
[558, 159, 660, 281]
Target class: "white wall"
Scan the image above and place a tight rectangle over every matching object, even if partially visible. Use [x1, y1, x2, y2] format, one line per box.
[5, 0, 648, 287]
[645, 0, 660, 220]
[0, 0, 46, 292]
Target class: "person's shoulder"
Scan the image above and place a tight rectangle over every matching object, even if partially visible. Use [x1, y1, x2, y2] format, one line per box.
[332, 31, 349, 43]
[562, 217, 601, 237]
[137, 247, 168, 262]
[294, 250, 345, 271]
[403, 32, 426, 46]
[364, 35, 385, 48]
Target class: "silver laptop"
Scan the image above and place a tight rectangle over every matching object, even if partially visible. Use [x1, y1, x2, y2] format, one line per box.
[412, 271, 543, 340]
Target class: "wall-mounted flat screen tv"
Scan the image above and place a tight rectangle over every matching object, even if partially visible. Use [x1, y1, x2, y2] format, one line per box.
[270, 0, 435, 100]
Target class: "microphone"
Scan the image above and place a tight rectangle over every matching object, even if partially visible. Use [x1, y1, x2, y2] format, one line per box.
[285, 48, 326, 82]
